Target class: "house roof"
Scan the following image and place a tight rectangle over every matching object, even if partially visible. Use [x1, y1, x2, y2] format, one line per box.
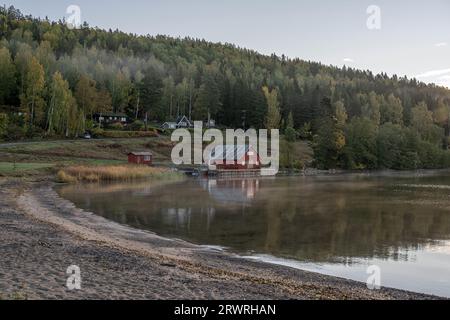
[128, 151, 152, 156]
[208, 145, 255, 164]
[176, 115, 191, 125]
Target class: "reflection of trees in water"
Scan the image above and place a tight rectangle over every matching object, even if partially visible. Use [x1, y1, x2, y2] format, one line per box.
[259, 182, 450, 262]
[60, 177, 450, 263]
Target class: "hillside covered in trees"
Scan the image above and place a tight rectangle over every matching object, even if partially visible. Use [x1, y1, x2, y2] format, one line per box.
[1, 6, 450, 170]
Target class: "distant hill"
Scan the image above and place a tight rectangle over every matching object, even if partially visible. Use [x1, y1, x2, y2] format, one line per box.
[1, 5, 450, 170]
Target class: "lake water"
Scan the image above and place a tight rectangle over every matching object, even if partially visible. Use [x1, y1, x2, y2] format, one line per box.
[57, 171, 450, 297]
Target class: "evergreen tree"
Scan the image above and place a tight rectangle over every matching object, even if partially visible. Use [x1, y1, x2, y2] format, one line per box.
[140, 70, 163, 125]
[313, 116, 346, 169]
[285, 112, 297, 142]
[0, 47, 16, 105]
[193, 69, 221, 121]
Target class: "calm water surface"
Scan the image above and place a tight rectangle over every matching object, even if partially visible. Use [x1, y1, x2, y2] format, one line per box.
[57, 171, 450, 297]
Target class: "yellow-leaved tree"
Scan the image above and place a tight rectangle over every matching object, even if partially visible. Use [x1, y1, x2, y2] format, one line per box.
[262, 86, 281, 130]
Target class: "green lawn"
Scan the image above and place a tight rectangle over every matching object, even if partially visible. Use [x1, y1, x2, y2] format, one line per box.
[0, 162, 54, 173]
[0, 137, 169, 177]
[0, 137, 172, 163]
[0, 136, 314, 173]
[73, 158, 126, 165]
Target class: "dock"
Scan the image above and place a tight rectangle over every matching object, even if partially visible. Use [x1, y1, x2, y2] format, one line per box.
[208, 169, 262, 178]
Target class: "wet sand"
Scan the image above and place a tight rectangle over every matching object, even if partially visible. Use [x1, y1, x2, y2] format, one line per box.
[0, 178, 443, 300]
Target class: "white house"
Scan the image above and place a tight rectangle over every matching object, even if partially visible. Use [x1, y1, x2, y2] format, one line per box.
[161, 115, 192, 129]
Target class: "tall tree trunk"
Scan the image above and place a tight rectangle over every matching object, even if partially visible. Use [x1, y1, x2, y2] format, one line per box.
[47, 103, 53, 134]
[170, 95, 173, 118]
[30, 90, 35, 130]
[189, 81, 193, 120]
[135, 91, 140, 120]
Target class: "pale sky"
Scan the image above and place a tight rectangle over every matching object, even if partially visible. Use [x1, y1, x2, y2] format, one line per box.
[4, 0, 450, 88]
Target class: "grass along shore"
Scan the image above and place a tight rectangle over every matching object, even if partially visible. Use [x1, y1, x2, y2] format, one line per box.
[0, 136, 314, 180]
[0, 162, 54, 174]
[57, 164, 182, 183]
[0, 136, 181, 179]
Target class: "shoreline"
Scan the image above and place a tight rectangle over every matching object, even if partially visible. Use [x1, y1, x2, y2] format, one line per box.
[0, 178, 443, 300]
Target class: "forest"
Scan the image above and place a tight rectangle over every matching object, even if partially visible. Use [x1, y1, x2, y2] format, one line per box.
[1, 6, 450, 170]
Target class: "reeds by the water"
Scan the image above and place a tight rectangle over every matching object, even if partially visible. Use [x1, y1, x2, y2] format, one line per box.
[57, 165, 181, 183]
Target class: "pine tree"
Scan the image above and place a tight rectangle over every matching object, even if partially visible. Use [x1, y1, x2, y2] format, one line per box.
[0, 47, 16, 105]
[193, 70, 221, 121]
[140, 70, 163, 126]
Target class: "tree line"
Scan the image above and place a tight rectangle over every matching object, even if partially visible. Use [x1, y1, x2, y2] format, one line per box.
[1, 6, 450, 169]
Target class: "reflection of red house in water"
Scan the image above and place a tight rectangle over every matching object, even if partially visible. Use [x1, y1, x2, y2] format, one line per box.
[204, 178, 260, 204]
[208, 145, 260, 170]
[127, 152, 153, 166]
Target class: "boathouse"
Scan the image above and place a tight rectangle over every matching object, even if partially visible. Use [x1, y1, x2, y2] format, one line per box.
[208, 145, 260, 170]
[127, 151, 153, 166]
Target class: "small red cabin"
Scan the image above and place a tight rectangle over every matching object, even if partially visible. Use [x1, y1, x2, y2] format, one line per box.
[127, 152, 153, 166]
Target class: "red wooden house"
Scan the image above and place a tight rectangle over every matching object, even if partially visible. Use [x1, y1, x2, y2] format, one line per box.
[208, 145, 260, 170]
[127, 152, 153, 166]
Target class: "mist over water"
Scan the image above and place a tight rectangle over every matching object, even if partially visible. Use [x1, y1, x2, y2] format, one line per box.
[58, 171, 450, 297]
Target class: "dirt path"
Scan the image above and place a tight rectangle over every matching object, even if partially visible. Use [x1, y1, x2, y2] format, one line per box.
[0, 179, 442, 300]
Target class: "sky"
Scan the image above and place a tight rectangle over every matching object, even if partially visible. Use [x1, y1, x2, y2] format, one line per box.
[4, 0, 450, 88]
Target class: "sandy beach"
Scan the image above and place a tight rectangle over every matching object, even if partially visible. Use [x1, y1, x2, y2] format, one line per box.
[0, 178, 442, 300]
